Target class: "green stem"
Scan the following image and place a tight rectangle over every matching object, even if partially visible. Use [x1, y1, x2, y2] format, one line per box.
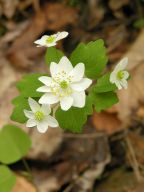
[22, 158, 33, 181]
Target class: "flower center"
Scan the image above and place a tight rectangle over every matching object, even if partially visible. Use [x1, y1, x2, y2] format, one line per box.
[117, 70, 124, 80]
[60, 80, 68, 89]
[35, 111, 44, 121]
[46, 36, 56, 43]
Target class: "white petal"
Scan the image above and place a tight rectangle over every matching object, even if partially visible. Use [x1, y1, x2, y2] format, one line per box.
[60, 96, 73, 111]
[56, 31, 68, 41]
[50, 62, 59, 77]
[37, 86, 51, 92]
[37, 120, 49, 133]
[46, 115, 59, 127]
[24, 110, 34, 119]
[121, 79, 128, 89]
[71, 78, 92, 91]
[34, 35, 48, 45]
[39, 93, 59, 104]
[115, 80, 122, 90]
[38, 76, 52, 86]
[46, 42, 57, 47]
[41, 104, 51, 115]
[123, 71, 129, 79]
[110, 71, 117, 83]
[58, 56, 73, 73]
[28, 98, 40, 113]
[115, 57, 128, 72]
[72, 91, 86, 108]
[26, 119, 37, 127]
[69, 63, 85, 82]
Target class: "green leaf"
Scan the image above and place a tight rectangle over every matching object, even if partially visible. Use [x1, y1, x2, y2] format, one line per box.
[89, 87, 119, 112]
[94, 72, 117, 93]
[11, 96, 30, 123]
[0, 124, 31, 164]
[16, 73, 43, 97]
[45, 47, 64, 65]
[0, 165, 16, 192]
[70, 39, 108, 79]
[56, 97, 93, 133]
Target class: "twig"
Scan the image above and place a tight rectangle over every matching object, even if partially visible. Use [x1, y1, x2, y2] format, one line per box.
[125, 135, 144, 182]
[63, 132, 106, 139]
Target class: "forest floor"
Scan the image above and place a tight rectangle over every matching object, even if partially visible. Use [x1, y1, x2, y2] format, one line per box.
[1, 0, 144, 191]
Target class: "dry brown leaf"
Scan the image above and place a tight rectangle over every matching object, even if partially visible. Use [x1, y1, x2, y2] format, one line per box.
[0, 0, 18, 18]
[109, 0, 129, 10]
[91, 111, 122, 135]
[12, 175, 36, 192]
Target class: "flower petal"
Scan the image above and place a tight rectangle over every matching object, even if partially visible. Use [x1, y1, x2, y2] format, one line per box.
[110, 71, 117, 83]
[69, 63, 85, 82]
[24, 110, 34, 119]
[34, 35, 48, 45]
[56, 31, 68, 41]
[46, 115, 59, 127]
[37, 120, 49, 133]
[46, 42, 57, 47]
[26, 119, 37, 127]
[28, 98, 40, 112]
[72, 91, 86, 108]
[37, 86, 51, 92]
[50, 62, 59, 77]
[58, 56, 73, 73]
[115, 57, 128, 72]
[41, 104, 51, 115]
[121, 79, 128, 89]
[123, 71, 129, 79]
[115, 80, 122, 90]
[38, 76, 52, 86]
[71, 78, 92, 91]
[39, 93, 59, 104]
[60, 96, 73, 111]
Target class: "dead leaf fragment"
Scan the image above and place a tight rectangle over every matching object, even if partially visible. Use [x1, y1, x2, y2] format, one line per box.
[12, 175, 36, 192]
[91, 111, 122, 135]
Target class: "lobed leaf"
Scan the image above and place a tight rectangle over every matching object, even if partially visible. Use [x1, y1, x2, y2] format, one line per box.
[70, 39, 108, 79]
[94, 72, 117, 93]
[89, 87, 119, 112]
[56, 97, 93, 133]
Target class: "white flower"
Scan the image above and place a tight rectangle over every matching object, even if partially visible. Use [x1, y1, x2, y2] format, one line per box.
[37, 56, 92, 111]
[24, 98, 58, 133]
[34, 31, 68, 47]
[110, 57, 129, 90]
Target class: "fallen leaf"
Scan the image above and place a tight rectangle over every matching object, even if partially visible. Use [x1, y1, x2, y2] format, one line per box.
[12, 175, 36, 192]
[6, 3, 78, 68]
[91, 111, 122, 135]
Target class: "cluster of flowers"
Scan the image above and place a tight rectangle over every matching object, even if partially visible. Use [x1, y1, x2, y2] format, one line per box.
[24, 31, 129, 133]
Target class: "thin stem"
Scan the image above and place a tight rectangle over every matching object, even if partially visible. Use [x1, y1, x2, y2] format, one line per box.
[22, 158, 33, 181]
[53, 104, 60, 118]
[125, 136, 144, 182]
